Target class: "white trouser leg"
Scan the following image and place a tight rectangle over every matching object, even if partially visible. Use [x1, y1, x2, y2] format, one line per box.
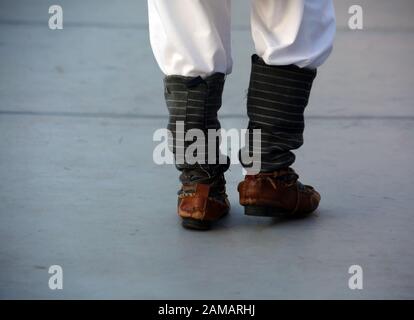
[147, 0, 232, 77]
[250, 0, 336, 69]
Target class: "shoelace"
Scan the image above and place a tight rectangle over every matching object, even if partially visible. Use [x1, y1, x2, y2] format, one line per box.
[261, 171, 299, 190]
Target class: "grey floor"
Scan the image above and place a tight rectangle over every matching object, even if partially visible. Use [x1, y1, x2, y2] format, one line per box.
[0, 0, 413, 299]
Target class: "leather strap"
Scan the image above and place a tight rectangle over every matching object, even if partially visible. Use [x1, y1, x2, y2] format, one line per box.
[195, 183, 210, 215]
[290, 183, 301, 215]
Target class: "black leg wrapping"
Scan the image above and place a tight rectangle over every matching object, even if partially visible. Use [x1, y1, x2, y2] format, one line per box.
[241, 54, 317, 172]
[164, 73, 230, 184]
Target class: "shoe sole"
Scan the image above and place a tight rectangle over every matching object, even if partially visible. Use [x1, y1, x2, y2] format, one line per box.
[181, 210, 229, 231]
[182, 218, 211, 231]
[244, 205, 288, 218]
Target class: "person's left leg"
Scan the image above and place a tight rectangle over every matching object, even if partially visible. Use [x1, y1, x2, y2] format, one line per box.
[148, 0, 232, 77]
[148, 0, 232, 230]
[238, 0, 336, 218]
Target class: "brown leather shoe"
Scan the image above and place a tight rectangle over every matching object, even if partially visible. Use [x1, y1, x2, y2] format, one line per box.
[238, 168, 320, 218]
[178, 182, 230, 230]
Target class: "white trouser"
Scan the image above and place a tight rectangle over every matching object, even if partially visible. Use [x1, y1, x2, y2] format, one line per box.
[148, 0, 336, 77]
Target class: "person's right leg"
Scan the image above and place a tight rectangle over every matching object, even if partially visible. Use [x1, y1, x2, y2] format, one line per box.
[148, 0, 232, 230]
[238, 0, 335, 218]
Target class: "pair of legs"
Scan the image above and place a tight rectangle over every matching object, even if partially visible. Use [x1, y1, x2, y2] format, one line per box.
[148, 0, 336, 76]
[148, 0, 336, 230]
